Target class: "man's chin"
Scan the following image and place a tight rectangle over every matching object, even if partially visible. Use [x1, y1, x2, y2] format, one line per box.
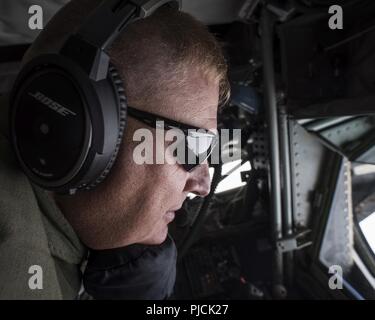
[139, 225, 169, 246]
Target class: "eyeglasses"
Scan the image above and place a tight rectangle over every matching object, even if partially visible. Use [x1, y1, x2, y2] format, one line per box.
[127, 106, 218, 172]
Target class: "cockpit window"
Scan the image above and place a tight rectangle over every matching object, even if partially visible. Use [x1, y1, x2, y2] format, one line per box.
[353, 163, 375, 257]
[359, 213, 375, 254]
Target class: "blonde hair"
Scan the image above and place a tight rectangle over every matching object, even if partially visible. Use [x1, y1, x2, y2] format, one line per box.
[24, 0, 230, 108]
[109, 7, 230, 108]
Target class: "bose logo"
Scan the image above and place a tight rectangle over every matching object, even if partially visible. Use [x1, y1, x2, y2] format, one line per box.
[28, 91, 77, 117]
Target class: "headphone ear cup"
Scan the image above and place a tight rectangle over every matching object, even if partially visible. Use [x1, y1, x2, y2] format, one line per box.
[10, 55, 127, 194]
[86, 65, 127, 189]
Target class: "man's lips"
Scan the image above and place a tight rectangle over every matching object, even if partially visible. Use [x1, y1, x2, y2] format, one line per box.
[165, 205, 183, 223]
[165, 211, 176, 223]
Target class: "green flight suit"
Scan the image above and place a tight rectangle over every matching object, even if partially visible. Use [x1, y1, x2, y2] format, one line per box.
[0, 95, 86, 299]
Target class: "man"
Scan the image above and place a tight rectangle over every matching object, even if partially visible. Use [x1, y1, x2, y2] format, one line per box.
[0, 0, 229, 299]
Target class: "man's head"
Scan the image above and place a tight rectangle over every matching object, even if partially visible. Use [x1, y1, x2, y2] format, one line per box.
[25, 0, 229, 249]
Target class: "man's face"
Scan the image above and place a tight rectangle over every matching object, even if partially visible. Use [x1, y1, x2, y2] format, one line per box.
[90, 73, 219, 248]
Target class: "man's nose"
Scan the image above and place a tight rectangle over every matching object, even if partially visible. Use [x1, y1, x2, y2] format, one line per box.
[183, 162, 211, 197]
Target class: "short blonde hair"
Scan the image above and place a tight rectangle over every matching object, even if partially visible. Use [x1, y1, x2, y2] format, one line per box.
[24, 0, 230, 108]
[109, 7, 230, 108]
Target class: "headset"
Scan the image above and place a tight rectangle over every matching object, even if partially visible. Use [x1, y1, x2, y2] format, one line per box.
[10, 0, 181, 195]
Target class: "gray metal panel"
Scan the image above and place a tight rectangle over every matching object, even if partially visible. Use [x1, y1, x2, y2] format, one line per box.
[289, 121, 327, 228]
[0, 0, 246, 46]
[319, 159, 354, 271]
[318, 116, 375, 151]
[182, 0, 245, 25]
[251, 120, 269, 170]
[279, 109, 293, 235]
[355, 144, 375, 164]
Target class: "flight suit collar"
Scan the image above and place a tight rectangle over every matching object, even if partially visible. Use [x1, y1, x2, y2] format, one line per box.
[32, 184, 88, 265]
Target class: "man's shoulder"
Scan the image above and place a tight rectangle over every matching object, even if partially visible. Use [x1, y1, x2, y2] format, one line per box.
[0, 97, 84, 299]
[0, 97, 42, 249]
[0, 134, 61, 298]
[0, 130, 70, 298]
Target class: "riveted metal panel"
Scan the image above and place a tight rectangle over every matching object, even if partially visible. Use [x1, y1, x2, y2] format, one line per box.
[289, 121, 327, 228]
[319, 159, 354, 271]
[319, 116, 375, 151]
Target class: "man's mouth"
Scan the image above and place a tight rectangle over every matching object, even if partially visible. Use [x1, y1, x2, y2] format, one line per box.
[165, 205, 183, 223]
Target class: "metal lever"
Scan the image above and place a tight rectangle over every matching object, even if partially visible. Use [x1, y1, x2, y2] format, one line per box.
[276, 229, 312, 253]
